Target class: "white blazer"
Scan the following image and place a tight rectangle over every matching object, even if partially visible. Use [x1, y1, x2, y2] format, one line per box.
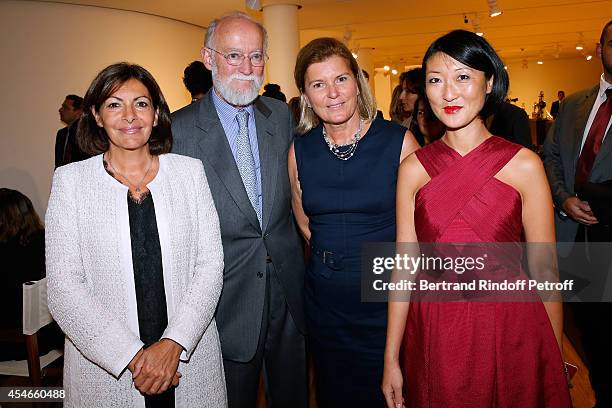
[46, 153, 227, 407]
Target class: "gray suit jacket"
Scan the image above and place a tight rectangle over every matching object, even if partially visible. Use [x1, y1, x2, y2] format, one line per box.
[171, 92, 305, 362]
[543, 85, 612, 243]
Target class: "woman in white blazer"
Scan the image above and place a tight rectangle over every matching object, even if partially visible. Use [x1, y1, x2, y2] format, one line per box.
[45, 63, 227, 407]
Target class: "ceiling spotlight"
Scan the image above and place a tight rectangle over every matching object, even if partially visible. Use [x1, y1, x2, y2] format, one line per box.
[537, 52, 544, 65]
[471, 14, 483, 36]
[586, 55, 593, 61]
[383, 65, 390, 71]
[487, 0, 502, 17]
[537, 60, 544, 65]
[576, 33, 584, 50]
[504, 65, 508, 70]
[391, 69, 398, 75]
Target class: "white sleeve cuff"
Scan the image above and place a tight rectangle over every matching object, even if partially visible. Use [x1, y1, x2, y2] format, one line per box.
[110, 340, 144, 378]
[161, 330, 191, 362]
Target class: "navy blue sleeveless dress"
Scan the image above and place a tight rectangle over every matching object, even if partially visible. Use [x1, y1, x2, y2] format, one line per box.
[294, 118, 405, 407]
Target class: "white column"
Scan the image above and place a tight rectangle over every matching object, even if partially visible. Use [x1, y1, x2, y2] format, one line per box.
[356, 47, 375, 97]
[262, 3, 300, 99]
[374, 69, 392, 119]
[356, 47, 374, 85]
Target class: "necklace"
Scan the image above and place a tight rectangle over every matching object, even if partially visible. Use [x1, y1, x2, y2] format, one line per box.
[322, 119, 364, 161]
[104, 153, 154, 193]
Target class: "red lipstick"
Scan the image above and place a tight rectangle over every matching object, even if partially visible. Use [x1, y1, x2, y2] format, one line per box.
[444, 106, 462, 114]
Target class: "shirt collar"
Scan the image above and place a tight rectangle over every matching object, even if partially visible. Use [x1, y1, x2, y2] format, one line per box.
[598, 73, 612, 98]
[211, 87, 255, 117]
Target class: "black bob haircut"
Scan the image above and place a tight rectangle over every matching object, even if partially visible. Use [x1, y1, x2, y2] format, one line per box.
[77, 62, 172, 156]
[422, 29, 508, 118]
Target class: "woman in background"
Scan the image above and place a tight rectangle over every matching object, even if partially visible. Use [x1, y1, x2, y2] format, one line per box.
[389, 84, 410, 128]
[398, 68, 424, 119]
[46, 63, 226, 407]
[0, 189, 63, 360]
[409, 93, 445, 145]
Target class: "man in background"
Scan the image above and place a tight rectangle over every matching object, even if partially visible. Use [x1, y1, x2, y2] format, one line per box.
[543, 20, 612, 407]
[488, 100, 533, 148]
[183, 60, 213, 102]
[54, 94, 84, 169]
[550, 90, 565, 119]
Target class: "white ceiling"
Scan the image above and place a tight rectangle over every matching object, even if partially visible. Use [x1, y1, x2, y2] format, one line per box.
[44, 0, 610, 68]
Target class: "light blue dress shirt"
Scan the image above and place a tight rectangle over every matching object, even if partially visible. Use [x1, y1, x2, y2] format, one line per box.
[211, 89, 263, 218]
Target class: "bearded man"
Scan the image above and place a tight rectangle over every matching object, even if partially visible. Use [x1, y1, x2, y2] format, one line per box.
[171, 12, 307, 408]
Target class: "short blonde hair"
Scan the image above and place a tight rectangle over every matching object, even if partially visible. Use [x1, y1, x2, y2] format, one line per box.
[294, 37, 377, 135]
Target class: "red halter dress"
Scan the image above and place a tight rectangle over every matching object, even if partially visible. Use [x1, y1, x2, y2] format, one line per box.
[401, 136, 571, 408]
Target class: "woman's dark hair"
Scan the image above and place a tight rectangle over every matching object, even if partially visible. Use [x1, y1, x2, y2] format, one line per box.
[422, 30, 508, 118]
[77, 63, 172, 156]
[0, 189, 43, 245]
[389, 84, 407, 124]
[399, 68, 424, 95]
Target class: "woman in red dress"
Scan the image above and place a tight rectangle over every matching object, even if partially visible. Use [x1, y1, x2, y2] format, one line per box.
[382, 30, 571, 408]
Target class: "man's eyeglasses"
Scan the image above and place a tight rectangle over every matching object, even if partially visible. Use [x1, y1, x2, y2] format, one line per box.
[207, 48, 268, 67]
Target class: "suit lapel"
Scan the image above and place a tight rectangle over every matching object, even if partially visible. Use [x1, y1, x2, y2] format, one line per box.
[571, 86, 599, 170]
[254, 98, 278, 232]
[195, 93, 261, 232]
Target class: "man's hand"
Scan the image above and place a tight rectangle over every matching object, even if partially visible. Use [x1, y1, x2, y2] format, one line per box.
[562, 196, 598, 225]
[132, 339, 183, 395]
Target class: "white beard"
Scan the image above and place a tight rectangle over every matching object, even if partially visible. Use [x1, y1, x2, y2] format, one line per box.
[211, 63, 263, 106]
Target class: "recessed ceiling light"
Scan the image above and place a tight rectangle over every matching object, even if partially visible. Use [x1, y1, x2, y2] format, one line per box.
[576, 33, 585, 50]
[487, 0, 502, 17]
[383, 65, 390, 71]
[471, 14, 484, 36]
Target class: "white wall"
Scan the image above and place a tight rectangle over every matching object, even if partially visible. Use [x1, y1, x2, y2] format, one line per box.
[0, 1, 205, 216]
[506, 56, 602, 115]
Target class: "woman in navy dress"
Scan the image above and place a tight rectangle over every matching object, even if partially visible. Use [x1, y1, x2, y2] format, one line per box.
[289, 37, 419, 407]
